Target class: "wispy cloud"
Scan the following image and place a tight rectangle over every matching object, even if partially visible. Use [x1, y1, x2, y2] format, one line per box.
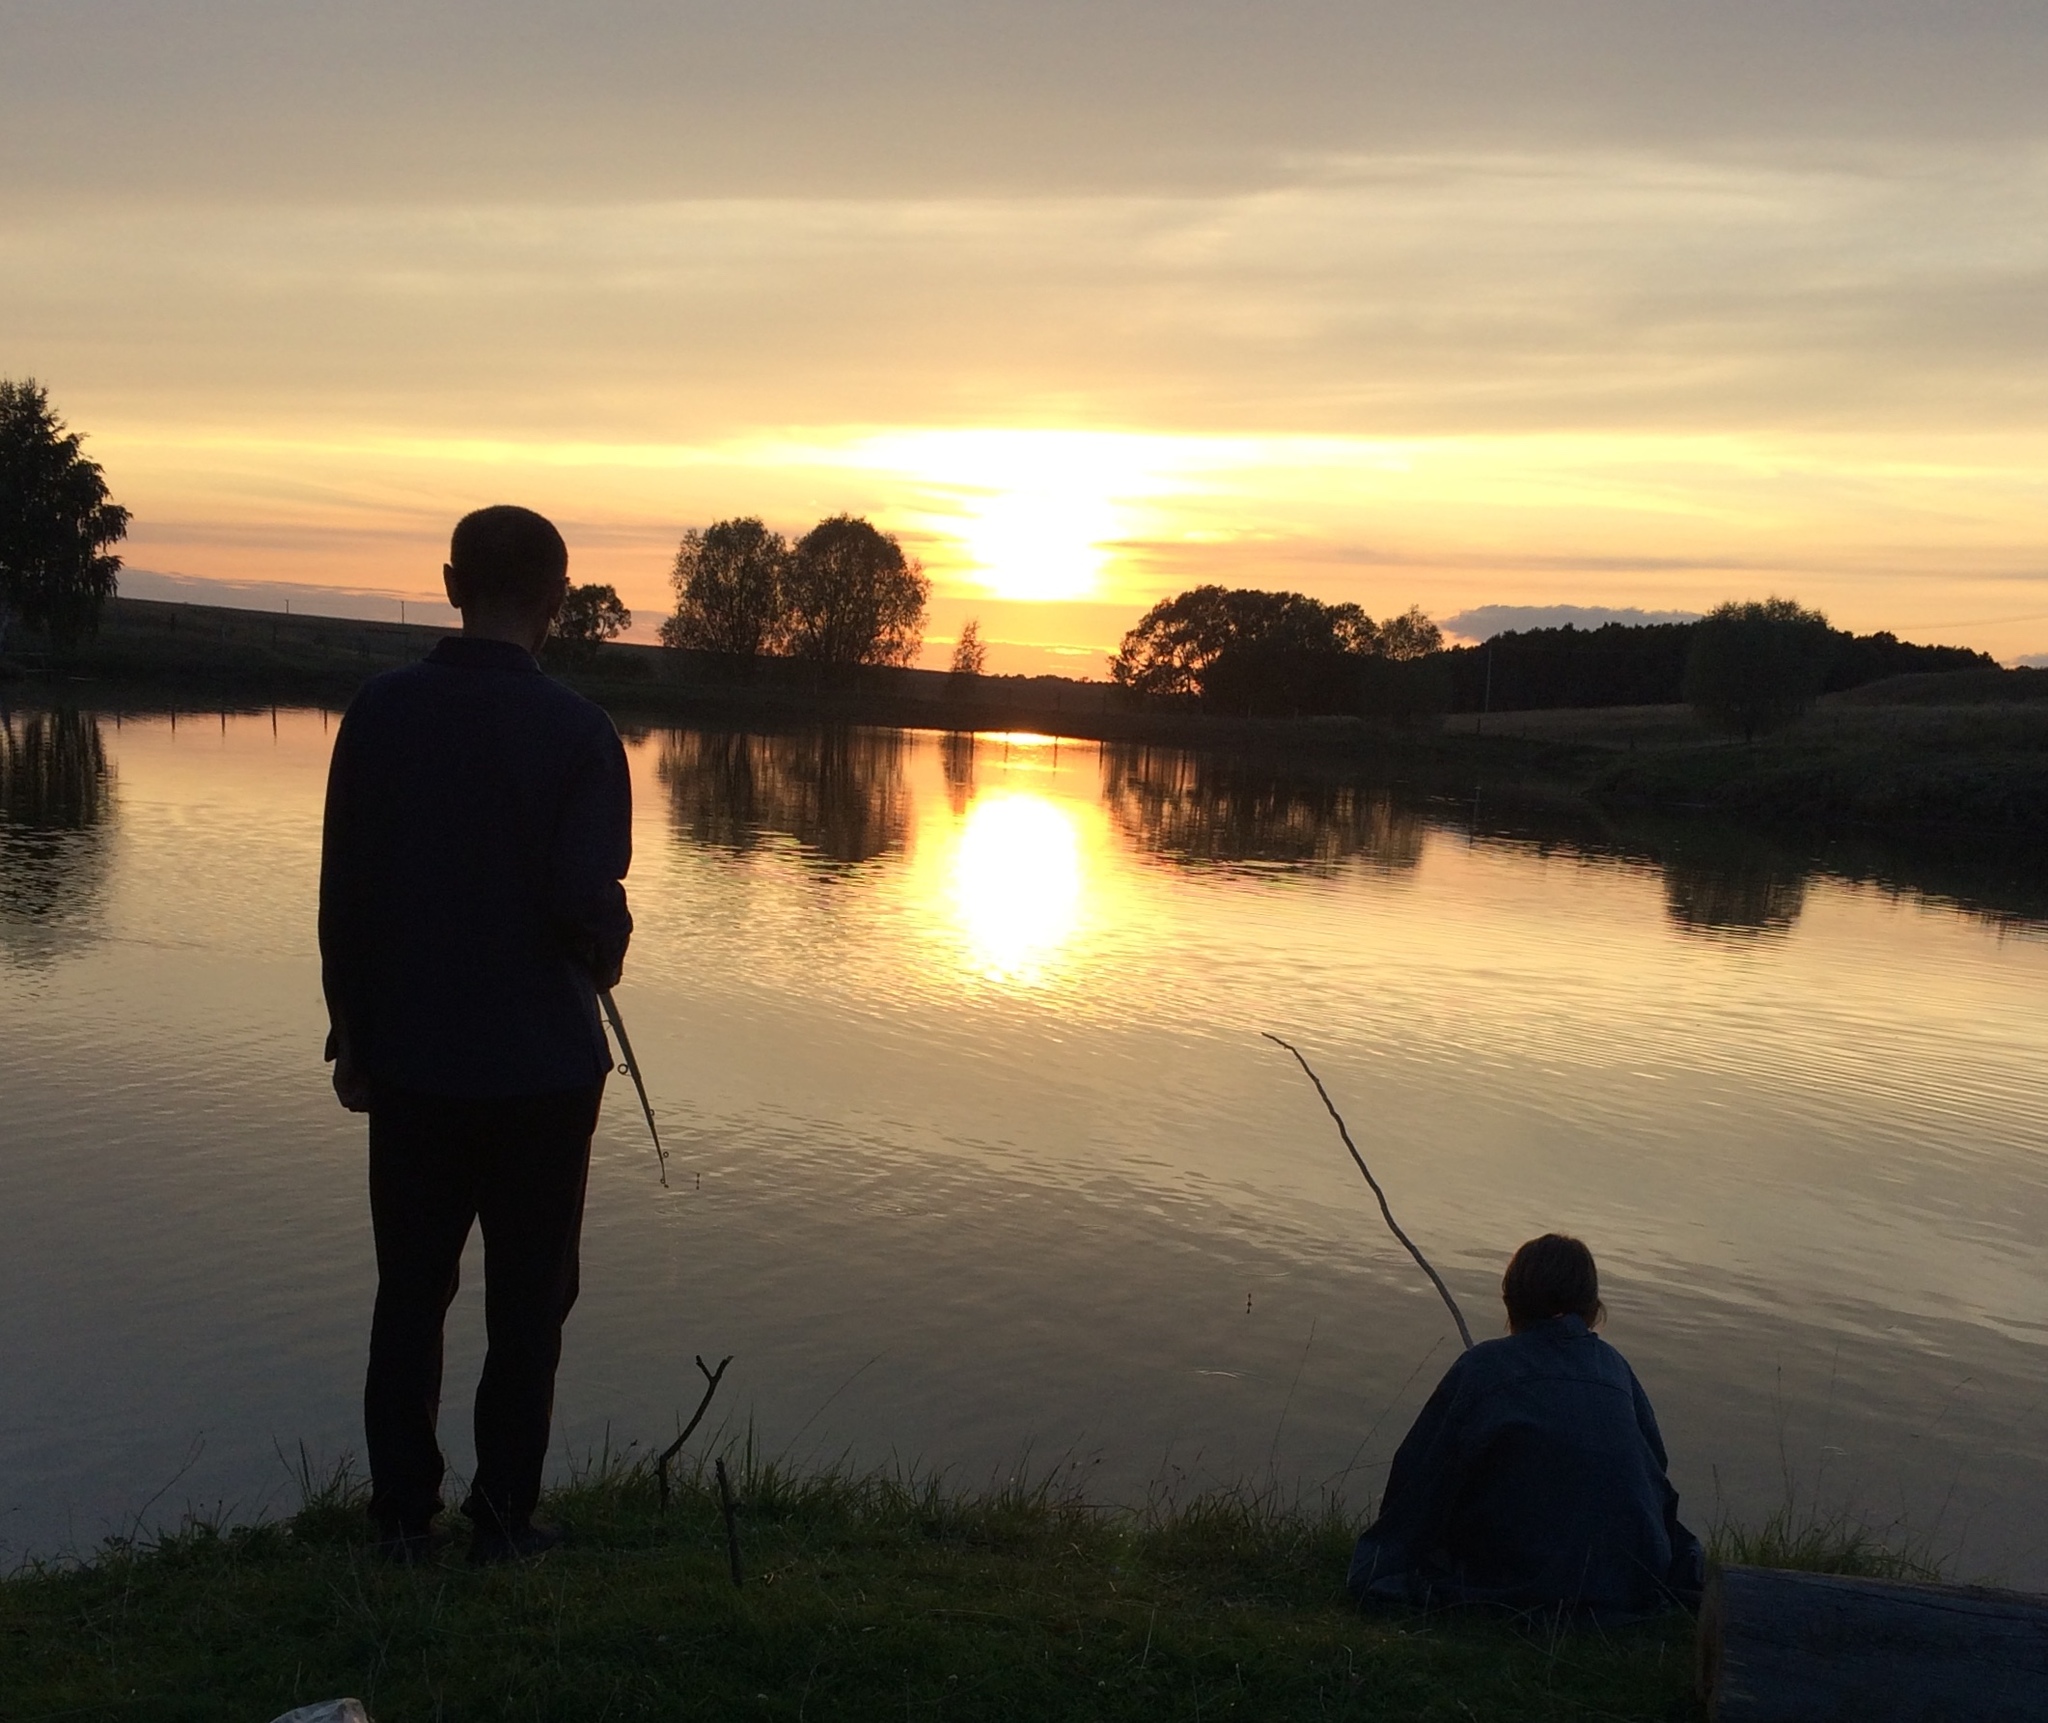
[1443, 605, 1702, 642]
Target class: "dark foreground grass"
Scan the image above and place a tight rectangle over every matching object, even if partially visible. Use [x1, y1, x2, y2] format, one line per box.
[1, 1448, 1700, 1723]
[1709, 1501, 1944, 1584]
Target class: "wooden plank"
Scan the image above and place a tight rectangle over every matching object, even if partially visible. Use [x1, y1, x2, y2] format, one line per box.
[1700, 1564, 2048, 1722]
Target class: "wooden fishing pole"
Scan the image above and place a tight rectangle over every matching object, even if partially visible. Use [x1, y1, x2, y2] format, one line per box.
[600, 987, 668, 1187]
[1264, 1033, 1473, 1350]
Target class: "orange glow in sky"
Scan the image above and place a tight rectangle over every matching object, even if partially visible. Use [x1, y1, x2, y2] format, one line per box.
[7, 7, 2047, 666]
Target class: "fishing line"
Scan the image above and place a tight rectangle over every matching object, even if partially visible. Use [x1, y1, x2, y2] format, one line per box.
[600, 987, 668, 1187]
[1263, 1033, 1473, 1350]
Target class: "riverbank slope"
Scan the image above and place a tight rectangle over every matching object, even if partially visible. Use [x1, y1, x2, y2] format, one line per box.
[1448, 687, 2048, 833]
[1, 1456, 1693, 1722]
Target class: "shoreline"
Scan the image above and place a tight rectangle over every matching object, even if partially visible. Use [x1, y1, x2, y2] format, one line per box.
[0, 1447, 1705, 1722]
[0, 1439, 1952, 1722]
[6, 594, 2046, 842]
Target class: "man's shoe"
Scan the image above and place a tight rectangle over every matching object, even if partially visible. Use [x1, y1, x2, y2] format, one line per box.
[467, 1519, 564, 1566]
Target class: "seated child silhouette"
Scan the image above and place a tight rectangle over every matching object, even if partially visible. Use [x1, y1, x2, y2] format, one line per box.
[1349, 1234, 1703, 1618]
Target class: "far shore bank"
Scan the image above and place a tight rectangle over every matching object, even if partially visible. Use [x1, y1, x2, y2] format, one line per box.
[6, 595, 2047, 840]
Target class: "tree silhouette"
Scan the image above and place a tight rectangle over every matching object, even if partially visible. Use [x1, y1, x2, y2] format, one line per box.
[0, 380, 130, 653]
[1110, 586, 1441, 716]
[546, 583, 631, 665]
[1683, 597, 1835, 741]
[1110, 587, 1348, 703]
[1375, 606, 1444, 661]
[781, 516, 928, 668]
[661, 518, 789, 663]
[949, 618, 988, 678]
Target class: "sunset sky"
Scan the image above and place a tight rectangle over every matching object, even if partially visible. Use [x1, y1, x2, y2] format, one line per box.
[6, 1, 2047, 670]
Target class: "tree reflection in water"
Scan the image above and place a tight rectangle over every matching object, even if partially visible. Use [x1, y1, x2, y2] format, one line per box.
[940, 729, 975, 818]
[1658, 830, 1809, 935]
[656, 726, 909, 866]
[0, 707, 113, 965]
[1100, 744, 1425, 875]
[1470, 808, 1816, 937]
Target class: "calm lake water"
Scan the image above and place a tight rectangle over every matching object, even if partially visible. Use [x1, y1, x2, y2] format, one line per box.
[3, 705, 2046, 1580]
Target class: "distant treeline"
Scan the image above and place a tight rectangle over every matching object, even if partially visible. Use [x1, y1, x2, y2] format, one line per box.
[1102, 585, 2002, 721]
[1440, 622, 1995, 713]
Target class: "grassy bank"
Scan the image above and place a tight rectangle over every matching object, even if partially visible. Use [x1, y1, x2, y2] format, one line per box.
[1447, 693, 2048, 833]
[1584, 700, 2048, 832]
[2, 1450, 1702, 1723]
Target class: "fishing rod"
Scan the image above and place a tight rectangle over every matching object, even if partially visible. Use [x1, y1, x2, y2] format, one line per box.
[600, 987, 668, 1187]
[1264, 1033, 1473, 1350]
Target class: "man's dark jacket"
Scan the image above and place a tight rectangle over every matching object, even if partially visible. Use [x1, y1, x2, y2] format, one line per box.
[1348, 1316, 1702, 1617]
[320, 636, 633, 1098]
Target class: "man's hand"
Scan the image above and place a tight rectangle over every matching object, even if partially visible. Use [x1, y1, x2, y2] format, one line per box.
[565, 930, 624, 992]
[331, 1047, 374, 1113]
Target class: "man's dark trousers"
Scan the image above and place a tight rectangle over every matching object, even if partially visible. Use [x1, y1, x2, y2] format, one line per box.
[364, 1082, 603, 1535]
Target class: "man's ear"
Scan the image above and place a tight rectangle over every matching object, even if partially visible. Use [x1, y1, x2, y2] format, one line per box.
[442, 562, 465, 611]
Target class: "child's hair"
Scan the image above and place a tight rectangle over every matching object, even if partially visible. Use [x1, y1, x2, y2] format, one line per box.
[1501, 1233, 1604, 1332]
[449, 505, 568, 612]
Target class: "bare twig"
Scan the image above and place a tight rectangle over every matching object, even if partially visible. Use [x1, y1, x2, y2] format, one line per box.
[715, 1457, 744, 1589]
[656, 1353, 734, 1511]
[1263, 1033, 1473, 1350]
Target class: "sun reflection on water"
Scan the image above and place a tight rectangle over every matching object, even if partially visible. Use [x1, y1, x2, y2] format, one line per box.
[948, 790, 1086, 983]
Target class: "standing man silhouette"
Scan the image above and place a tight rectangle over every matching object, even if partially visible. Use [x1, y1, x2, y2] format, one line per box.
[320, 505, 633, 1564]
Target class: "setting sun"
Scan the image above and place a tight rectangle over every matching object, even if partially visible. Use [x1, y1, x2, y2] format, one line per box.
[952, 483, 1114, 602]
[852, 429, 1202, 604]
